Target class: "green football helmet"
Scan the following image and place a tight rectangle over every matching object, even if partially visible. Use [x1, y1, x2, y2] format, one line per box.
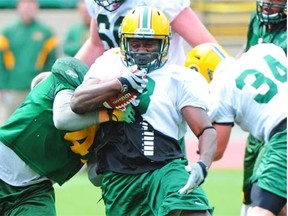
[256, 0, 287, 24]
[94, 0, 125, 12]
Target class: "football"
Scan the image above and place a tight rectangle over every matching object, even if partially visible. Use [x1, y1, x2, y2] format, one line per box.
[102, 91, 138, 111]
[99, 65, 139, 111]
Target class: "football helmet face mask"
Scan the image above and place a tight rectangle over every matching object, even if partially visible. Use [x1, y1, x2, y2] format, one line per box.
[256, 0, 287, 24]
[119, 6, 171, 73]
[185, 43, 231, 83]
[94, 0, 125, 12]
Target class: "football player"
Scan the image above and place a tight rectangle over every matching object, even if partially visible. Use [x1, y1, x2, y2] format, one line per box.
[185, 42, 287, 216]
[76, 0, 218, 66]
[0, 57, 135, 215]
[237, 0, 287, 214]
[71, 6, 216, 215]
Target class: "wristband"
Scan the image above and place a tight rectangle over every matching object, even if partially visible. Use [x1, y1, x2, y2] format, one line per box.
[197, 160, 208, 178]
[196, 126, 215, 138]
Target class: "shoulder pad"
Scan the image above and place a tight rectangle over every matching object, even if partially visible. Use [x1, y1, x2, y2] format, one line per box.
[51, 57, 89, 88]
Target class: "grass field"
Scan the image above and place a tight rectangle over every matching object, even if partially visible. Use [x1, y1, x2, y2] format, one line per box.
[55, 168, 243, 216]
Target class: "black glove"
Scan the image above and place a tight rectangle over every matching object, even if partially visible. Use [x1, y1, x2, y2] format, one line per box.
[117, 65, 147, 94]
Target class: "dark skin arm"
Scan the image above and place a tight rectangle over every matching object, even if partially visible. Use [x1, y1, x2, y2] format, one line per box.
[70, 78, 122, 114]
[212, 123, 233, 161]
[182, 106, 217, 168]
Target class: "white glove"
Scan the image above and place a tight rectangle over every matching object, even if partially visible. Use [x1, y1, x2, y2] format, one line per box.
[30, 71, 51, 89]
[117, 65, 147, 94]
[178, 161, 208, 194]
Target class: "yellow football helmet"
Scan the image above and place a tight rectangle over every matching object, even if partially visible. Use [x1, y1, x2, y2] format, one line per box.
[119, 6, 171, 72]
[185, 43, 231, 83]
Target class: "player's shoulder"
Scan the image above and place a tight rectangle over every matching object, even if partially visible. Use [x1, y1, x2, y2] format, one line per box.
[245, 43, 286, 60]
[151, 0, 190, 20]
[97, 48, 121, 64]
[163, 64, 208, 84]
[85, 48, 124, 80]
[51, 57, 89, 87]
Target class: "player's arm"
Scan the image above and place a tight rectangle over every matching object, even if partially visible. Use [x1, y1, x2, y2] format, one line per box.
[74, 19, 105, 66]
[30, 72, 51, 89]
[171, 7, 218, 46]
[183, 106, 217, 167]
[54, 89, 136, 131]
[70, 78, 122, 114]
[178, 106, 217, 194]
[71, 67, 147, 114]
[212, 123, 233, 160]
[54, 89, 102, 131]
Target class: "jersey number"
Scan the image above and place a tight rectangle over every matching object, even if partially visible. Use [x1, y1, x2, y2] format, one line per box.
[64, 125, 99, 163]
[236, 54, 286, 103]
[97, 14, 124, 48]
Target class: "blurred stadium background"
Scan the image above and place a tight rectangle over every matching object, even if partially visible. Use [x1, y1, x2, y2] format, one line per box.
[0, 0, 253, 215]
[0, 0, 256, 56]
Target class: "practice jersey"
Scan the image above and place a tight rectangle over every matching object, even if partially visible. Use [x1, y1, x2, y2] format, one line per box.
[246, 12, 287, 53]
[85, 0, 190, 65]
[0, 57, 97, 186]
[86, 48, 209, 141]
[209, 43, 287, 142]
[86, 48, 210, 174]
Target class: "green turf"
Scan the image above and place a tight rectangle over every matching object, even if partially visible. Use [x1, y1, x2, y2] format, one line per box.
[55, 168, 243, 216]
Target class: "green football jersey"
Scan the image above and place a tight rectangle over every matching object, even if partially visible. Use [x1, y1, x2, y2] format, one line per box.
[246, 12, 287, 53]
[0, 57, 97, 186]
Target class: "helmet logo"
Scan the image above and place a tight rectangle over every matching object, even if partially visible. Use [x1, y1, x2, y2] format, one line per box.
[135, 28, 155, 35]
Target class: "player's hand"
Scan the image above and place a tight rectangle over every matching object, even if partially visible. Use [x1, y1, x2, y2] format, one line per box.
[178, 161, 208, 194]
[111, 104, 136, 123]
[117, 65, 147, 94]
[30, 72, 51, 89]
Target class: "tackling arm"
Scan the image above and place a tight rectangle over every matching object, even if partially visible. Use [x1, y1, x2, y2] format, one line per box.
[212, 123, 233, 160]
[171, 7, 218, 46]
[54, 89, 136, 131]
[74, 20, 105, 66]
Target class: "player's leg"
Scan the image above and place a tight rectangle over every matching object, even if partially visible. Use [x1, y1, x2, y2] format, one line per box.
[241, 134, 265, 216]
[247, 129, 287, 216]
[147, 159, 213, 216]
[0, 179, 56, 216]
[101, 171, 153, 215]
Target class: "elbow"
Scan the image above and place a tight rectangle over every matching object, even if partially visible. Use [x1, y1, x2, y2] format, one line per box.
[53, 117, 67, 130]
[70, 93, 88, 114]
[70, 98, 84, 114]
[213, 152, 224, 161]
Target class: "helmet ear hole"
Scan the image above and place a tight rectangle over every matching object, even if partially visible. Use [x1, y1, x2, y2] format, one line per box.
[185, 43, 231, 83]
[190, 65, 200, 73]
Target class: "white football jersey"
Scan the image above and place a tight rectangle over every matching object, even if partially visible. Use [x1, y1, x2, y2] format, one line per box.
[85, 0, 190, 65]
[209, 43, 287, 142]
[85, 48, 210, 140]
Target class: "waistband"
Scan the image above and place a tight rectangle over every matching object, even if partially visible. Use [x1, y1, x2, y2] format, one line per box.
[269, 118, 287, 140]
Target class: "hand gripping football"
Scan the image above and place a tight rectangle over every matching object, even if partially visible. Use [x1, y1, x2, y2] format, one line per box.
[101, 65, 143, 111]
